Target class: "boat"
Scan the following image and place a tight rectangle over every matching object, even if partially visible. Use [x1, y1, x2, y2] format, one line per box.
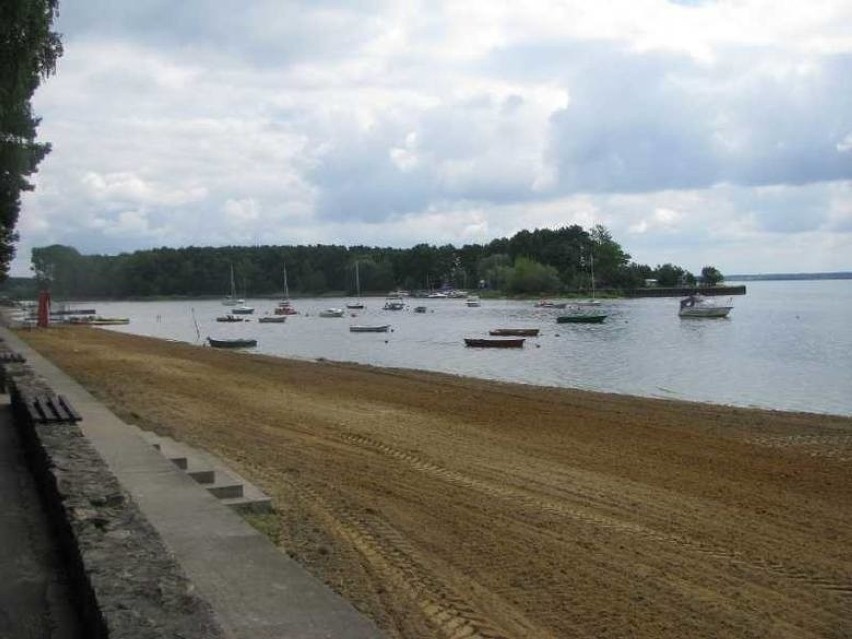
[466, 295, 481, 307]
[349, 324, 391, 333]
[216, 315, 246, 323]
[231, 304, 255, 315]
[346, 261, 365, 310]
[258, 315, 286, 323]
[69, 316, 130, 326]
[573, 249, 602, 306]
[464, 337, 525, 348]
[489, 328, 540, 337]
[207, 337, 257, 349]
[383, 295, 405, 310]
[318, 308, 345, 318]
[274, 264, 298, 315]
[678, 294, 733, 318]
[534, 300, 567, 309]
[413, 306, 428, 313]
[222, 264, 240, 306]
[556, 311, 607, 324]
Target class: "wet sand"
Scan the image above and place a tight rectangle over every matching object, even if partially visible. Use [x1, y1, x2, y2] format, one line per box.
[15, 326, 852, 638]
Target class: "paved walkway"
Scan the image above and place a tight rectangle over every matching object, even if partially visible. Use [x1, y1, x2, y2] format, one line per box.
[0, 396, 80, 638]
[1, 327, 382, 639]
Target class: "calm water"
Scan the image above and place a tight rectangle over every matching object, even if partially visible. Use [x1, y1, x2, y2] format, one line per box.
[81, 280, 852, 417]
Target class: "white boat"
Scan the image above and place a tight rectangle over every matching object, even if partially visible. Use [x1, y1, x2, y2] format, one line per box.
[258, 315, 286, 323]
[678, 295, 733, 318]
[318, 308, 345, 318]
[346, 261, 365, 309]
[231, 304, 255, 315]
[466, 295, 481, 307]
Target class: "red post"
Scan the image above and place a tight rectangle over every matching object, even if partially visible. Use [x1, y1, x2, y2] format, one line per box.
[37, 290, 51, 328]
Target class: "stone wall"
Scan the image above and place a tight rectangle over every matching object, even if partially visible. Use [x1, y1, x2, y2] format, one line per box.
[2, 355, 227, 639]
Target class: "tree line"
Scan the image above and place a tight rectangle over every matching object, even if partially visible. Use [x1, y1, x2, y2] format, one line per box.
[24, 224, 723, 300]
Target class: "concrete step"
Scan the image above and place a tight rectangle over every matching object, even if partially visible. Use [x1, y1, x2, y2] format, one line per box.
[136, 429, 271, 513]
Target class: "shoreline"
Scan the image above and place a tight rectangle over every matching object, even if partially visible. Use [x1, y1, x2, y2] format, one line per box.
[12, 325, 852, 639]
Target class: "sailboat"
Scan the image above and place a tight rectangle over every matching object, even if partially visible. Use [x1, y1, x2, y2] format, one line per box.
[221, 264, 241, 306]
[346, 261, 365, 310]
[274, 264, 298, 315]
[574, 251, 602, 307]
[558, 249, 607, 323]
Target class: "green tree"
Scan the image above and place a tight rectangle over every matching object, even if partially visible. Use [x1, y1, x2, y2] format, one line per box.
[700, 266, 724, 286]
[654, 263, 686, 287]
[508, 257, 561, 294]
[1, 0, 63, 279]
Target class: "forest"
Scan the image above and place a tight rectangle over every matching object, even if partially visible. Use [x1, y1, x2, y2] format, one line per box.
[21, 224, 713, 299]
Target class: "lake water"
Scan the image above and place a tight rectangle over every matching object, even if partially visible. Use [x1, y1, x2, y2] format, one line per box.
[80, 279, 852, 417]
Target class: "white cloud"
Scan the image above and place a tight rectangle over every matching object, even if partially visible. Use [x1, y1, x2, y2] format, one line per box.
[10, 0, 852, 276]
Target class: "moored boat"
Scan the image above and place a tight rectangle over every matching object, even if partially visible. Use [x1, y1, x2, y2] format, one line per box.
[258, 315, 286, 323]
[466, 295, 481, 307]
[556, 312, 607, 324]
[318, 308, 345, 318]
[231, 304, 255, 315]
[464, 337, 525, 348]
[678, 295, 733, 318]
[383, 295, 405, 310]
[349, 324, 391, 333]
[489, 328, 539, 337]
[216, 315, 246, 322]
[207, 337, 257, 348]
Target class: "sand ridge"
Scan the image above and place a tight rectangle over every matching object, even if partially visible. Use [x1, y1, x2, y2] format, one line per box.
[16, 326, 852, 638]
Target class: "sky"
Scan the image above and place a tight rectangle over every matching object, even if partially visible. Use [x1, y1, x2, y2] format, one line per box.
[14, 0, 852, 277]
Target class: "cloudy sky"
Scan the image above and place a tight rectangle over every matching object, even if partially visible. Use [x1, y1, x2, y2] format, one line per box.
[16, 0, 852, 277]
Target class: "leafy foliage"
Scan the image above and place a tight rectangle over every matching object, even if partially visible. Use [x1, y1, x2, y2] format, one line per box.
[1, 0, 63, 279]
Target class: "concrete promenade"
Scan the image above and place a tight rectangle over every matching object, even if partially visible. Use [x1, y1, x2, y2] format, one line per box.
[1, 325, 382, 639]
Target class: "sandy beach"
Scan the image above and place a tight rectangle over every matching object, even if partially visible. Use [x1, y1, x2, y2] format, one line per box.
[14, 325, 852, 638]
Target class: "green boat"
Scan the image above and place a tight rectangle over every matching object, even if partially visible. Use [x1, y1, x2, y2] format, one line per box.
[556, 313, 607, 324]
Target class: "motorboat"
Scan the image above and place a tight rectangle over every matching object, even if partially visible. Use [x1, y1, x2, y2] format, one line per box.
[383, 295, 405, 310]
[466, 295, 481, 307]
[464, 337, 525, 348]
[318, 308, 345, 318]
[258, 315, 286, 323]
[216, 315, 246, 323]
[231, 304, 255, 315]
[678, 295, 733, 318]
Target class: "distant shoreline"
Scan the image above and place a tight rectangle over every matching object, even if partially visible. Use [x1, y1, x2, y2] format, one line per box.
[726, 271, 852, 281]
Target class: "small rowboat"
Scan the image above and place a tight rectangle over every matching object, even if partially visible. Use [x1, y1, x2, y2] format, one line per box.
[464, 338, 525, 348]
[207, 337, 257, 348]
[258, 316, 286, 323]
[489, 328, 539, 337]
[349, 325, 391, 333]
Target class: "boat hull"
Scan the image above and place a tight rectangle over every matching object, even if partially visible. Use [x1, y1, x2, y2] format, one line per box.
[679, 307, 732, 318]
[556, 314, 607, 324]
[489, 328, 540, 336]
[349, 325, 390, 333]
[258, 316, 287, 323]
[464, 338, 525, 348]
[207, 338, 257, 348]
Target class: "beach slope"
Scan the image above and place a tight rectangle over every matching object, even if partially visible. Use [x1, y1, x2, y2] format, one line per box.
[15, 326, 852, 638]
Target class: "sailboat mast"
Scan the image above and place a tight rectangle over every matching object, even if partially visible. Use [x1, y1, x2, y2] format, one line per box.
[355, 261, 361, 297]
